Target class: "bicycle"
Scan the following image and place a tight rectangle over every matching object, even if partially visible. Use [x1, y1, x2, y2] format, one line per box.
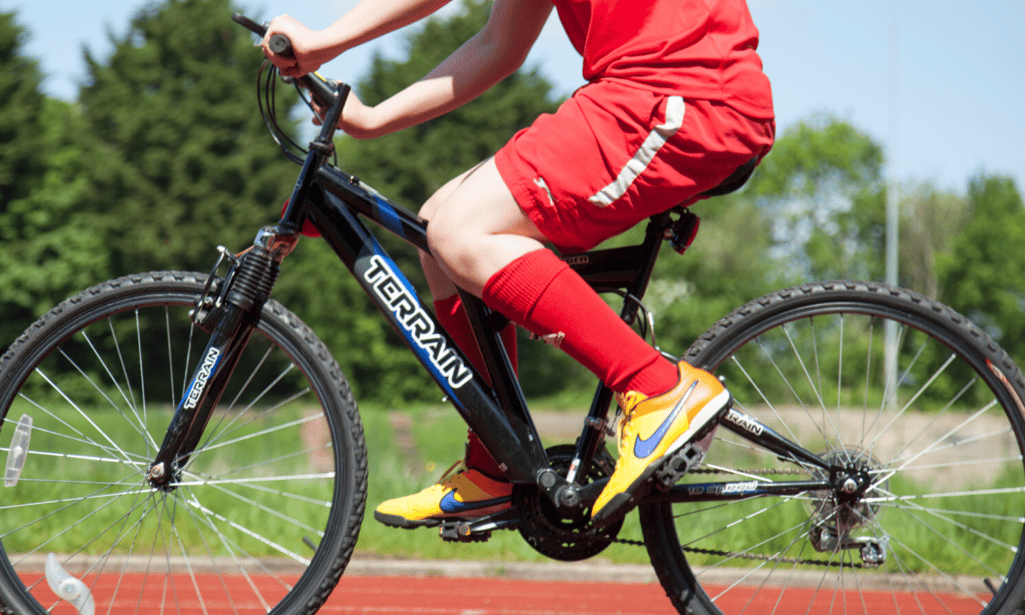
[1, 13, 1024, 615]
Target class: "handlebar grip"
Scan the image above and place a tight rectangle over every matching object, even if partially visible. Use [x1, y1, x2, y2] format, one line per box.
[268, 34, 293, 58]
[230, 14, 293, 57]
[232, 12, 342, 109]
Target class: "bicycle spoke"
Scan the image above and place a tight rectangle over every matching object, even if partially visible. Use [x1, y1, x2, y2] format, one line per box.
[0, 275, 364, 614]
[645, 284, 1025, 614]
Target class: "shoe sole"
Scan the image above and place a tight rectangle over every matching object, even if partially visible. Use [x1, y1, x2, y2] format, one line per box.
[374, 501, 514, 529]
[592, 390, 732, 528]
[373, 511, 443, 529]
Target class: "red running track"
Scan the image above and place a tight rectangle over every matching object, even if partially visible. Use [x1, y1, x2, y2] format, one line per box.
[19, 572, 983, 614]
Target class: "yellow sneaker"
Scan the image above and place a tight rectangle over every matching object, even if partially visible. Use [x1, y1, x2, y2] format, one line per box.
[374, 461, 514, 528]
[591, 361, 731, 526]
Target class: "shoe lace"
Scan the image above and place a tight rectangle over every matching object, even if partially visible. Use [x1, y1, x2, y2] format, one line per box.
[614, 390, 645, 415]
[608, 403, 634, 456]
[436, 460, 467, 489]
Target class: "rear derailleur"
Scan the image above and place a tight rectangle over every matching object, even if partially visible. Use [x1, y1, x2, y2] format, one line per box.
[810, 523, 888, 567]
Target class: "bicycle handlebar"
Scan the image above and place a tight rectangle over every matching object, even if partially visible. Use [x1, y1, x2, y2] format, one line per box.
[231, 13, 338, 107]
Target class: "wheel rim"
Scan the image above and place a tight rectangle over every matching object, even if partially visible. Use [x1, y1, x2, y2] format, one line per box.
[650, 296, 1025, 614]
[0, 281, 358, 614]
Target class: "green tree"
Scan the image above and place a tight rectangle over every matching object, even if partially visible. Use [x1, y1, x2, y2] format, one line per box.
[746, 114, 885, 282]
[0, 11, 44, 211]
[0, 13, 105, 345]
[897, 185, 967, 298]
[0, 99, 109, 346]
[76, 0, 298, 275]
[0, 10, 47, 345]
[938, 175, 1025, 363]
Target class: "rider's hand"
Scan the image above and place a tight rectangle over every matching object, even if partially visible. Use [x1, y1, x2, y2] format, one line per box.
[261, 15, 326, 78]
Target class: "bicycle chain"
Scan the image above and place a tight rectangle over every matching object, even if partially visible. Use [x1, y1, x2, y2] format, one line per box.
[690, 466, 807, 476]
[607, 466, 869, 569]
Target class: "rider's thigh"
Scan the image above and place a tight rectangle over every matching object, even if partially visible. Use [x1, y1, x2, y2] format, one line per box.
[428, 158, 544, 240]
[419, 161, 483, 222]
[425, 158, 548, 295]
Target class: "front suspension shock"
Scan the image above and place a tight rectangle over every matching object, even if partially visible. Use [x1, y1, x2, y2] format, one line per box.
[147, 226, 297, 489]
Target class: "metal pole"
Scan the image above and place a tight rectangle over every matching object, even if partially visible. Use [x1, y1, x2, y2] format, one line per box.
[884, 7, 900, 408]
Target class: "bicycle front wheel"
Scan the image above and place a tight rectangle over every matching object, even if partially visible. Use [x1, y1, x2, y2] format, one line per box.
[0, 271, 367, 615]
[641, 281, 1025, 615]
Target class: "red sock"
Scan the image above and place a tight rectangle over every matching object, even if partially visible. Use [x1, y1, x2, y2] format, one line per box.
[434, 295, 517, 479]
[433, 295, 518, 386]
[482, 249, 679, 397]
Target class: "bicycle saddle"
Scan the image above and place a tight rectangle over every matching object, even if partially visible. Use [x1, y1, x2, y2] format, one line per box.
[698, 156, 758, 197]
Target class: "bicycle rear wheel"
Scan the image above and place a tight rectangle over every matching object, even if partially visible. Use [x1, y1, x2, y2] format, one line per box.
[641, 281, 1025, 614]
[0, 271, 367, 615]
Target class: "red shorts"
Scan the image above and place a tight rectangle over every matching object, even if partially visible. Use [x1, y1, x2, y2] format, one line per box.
[494, 80, 775, 253]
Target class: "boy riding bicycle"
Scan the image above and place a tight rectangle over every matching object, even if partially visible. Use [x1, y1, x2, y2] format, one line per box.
[263, 0, 774, 528]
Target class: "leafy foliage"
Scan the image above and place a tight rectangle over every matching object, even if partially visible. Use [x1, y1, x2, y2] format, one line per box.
[0, 99, 109, 344]
[0, 14, 107, 343]
[938, 175, 1025, 363]
[0, 11, 44, 210]
[76, 0, 298, 275]
[746, 114, 885, 282]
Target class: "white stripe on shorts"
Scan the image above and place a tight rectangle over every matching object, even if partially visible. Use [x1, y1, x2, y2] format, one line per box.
[587, 96, 686, 208]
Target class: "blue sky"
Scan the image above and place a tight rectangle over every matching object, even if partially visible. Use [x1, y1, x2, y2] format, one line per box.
[5, 0, 1024, 193]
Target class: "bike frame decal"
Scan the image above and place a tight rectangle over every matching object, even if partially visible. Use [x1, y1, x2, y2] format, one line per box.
[363, 254, 473, 391]
[372, 195, 406, 240]
[724, 408, 764, 436]
[183, 347, 222, 410]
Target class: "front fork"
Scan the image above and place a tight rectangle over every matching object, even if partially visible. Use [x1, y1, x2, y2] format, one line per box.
[147, 226, 298, 490]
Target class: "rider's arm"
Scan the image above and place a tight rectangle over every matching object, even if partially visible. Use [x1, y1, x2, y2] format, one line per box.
[267, 0, 554, 140]
[343, 0, 553, 139]
[263, 0, 454, 77]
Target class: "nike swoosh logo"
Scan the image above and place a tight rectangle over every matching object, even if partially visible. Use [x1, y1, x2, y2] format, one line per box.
[633, 381, 699, 459]
[438, 490, 512, 514]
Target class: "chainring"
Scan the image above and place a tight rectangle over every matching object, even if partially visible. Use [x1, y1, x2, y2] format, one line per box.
[513, 444, 624, 562]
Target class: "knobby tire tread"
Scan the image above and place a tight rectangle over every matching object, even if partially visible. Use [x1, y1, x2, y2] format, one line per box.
[0, 271, 368, 615]
[641, 279, 1025, 615]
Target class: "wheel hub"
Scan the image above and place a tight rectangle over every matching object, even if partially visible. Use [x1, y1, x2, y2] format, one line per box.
[806, 448, 890, 565]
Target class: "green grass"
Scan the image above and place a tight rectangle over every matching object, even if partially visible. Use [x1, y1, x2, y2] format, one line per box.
[1, 397, 340, 558]
[4, 397, 1022, 574]
[353, 403, 651, 564]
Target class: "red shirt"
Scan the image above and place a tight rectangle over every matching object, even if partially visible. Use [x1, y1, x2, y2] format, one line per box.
[552, 0, 774, 119]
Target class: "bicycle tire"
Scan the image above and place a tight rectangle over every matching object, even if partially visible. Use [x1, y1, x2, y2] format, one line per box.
[0, 271, 367, 615]
[640, 281, 1025, 615]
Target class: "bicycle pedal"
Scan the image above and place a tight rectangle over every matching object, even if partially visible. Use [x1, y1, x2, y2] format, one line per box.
[655, 428, 716, 489]
[655, 445, 703, 489]
[439, 521, 492, 543]
[437, 509, 519, 543]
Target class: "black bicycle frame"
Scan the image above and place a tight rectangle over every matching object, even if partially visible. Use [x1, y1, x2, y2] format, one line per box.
[150, 69, 839, 508]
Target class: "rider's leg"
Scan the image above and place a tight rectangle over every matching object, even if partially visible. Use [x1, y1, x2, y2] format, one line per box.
[425, 158, 680, 394]
[374, 170, 520, 529]
[421, 162, 686, 487]
[379, 88, 772, 528]
[373, 158, 701, 528]
[423, 159, 730, 528]
[420, 167, 517, 482]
